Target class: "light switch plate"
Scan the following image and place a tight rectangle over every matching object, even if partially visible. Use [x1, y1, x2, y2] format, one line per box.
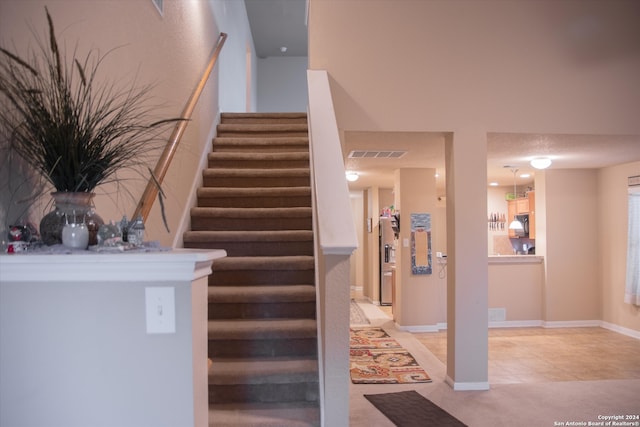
[145, 287, 176, 334]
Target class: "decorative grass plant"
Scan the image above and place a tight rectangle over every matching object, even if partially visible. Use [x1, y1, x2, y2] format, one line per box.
[0, 7, 181, 194]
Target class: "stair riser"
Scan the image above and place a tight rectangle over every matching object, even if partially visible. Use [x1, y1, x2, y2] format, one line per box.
[197, 196, 311, 208]
[208, 338, 317, 358]
[191, 217, 312, 231]
[203, 176, 310, 187]
[209, 270, 315, 287]
[185, 241, 313, 257]
[209, 382, 319, 404]
[208, 159, 310, 169]
[208, 302, 316, 320]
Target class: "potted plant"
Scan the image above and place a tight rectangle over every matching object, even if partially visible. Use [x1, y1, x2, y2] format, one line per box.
[0, 8, 182, 245]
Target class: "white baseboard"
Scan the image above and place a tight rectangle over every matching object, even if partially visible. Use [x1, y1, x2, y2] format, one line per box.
[397, 324, 439, 333]
[445, 376, 490, 391]
[489, 320, 543, 328]
[542, 319, 601, 328]
[600, 321, 640, 340]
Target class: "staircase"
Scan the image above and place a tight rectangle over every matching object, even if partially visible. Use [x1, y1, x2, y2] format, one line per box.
[183, 112, 320, 427]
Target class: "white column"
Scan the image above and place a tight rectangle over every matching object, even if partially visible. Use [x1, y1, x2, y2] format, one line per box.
[444, 131, 490, 390]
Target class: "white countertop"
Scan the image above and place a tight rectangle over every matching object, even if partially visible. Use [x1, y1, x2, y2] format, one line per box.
[436, 255, 544, 265]
[488, 255, 543, 264]
[0, 248, 227, 282]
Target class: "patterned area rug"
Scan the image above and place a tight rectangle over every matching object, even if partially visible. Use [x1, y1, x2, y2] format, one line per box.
[350, 299, 370, 325]
[350, 327, 432, 384]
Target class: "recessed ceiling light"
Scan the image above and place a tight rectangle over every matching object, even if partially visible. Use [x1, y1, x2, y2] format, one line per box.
[489, 182, 499, 186]
[279, 46, 288, 53]
[530, 157, 552, 169]
[520, 173, 531, 178]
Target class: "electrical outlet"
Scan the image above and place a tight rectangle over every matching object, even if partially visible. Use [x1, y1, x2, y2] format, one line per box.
[145, 287, 176, 334]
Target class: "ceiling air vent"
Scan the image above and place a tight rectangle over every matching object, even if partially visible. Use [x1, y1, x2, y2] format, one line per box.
[348, 150, 407, 159]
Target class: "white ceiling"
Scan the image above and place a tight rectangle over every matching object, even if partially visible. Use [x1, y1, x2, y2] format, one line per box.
[344, 132, 640, 191]
[245, 1, 640, 191]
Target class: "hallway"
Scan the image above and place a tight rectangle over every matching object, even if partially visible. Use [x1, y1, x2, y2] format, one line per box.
[349, 296, 640, 427]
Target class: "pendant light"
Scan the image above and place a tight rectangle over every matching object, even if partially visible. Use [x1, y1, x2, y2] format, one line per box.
[508, 168, 524, 230]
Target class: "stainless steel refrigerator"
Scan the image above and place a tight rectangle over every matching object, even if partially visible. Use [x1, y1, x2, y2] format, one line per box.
[379, 216, 397, 305]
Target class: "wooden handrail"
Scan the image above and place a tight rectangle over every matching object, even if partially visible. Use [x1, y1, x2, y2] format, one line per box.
[132, 32, 227, 222]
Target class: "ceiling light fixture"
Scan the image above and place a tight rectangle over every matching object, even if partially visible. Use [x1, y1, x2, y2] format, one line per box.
[530, 157, 552, 169]
[345, 171, 359, 182]
[508, 168, 524, 231]
[279, 46, 288, 53]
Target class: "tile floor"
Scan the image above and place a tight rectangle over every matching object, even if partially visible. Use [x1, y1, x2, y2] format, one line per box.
[414, 326, 640, 384]
[353, 291, 640, 385]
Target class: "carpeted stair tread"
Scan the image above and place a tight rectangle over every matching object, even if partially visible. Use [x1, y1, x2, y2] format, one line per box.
[209, 357, 318, 385]
[217, 123, 308, 133]
[191, 207, 312, 218]
[221, 112, 307, 121]
[208, 285, 316, 303]
[185, 230, 313, 243]
[208, 318, 317, 340]
[197, 187, 311, 198]
[208, 402, 320, 427]
[208, 152, 309, 161]
[212, 256, 314, 270]
[203, 168, 309, 178]
[213, 136, 308, 147]
[185, 112, 317, 423]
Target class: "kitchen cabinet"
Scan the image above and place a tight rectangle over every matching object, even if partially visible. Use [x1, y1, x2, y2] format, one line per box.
[507, 191, 535, 239]
[516, 198, 529, 213]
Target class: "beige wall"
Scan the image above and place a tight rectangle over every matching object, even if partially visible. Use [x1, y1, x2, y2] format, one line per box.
[0, 1, 225, 246]
[310, 0, 640, 339]
[543, 169, 601, 321]
[599, 161, 640, 333]
[489, 262, 543, 321]
[394, 168, 447, 327]
[349, 192, 365, 288]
